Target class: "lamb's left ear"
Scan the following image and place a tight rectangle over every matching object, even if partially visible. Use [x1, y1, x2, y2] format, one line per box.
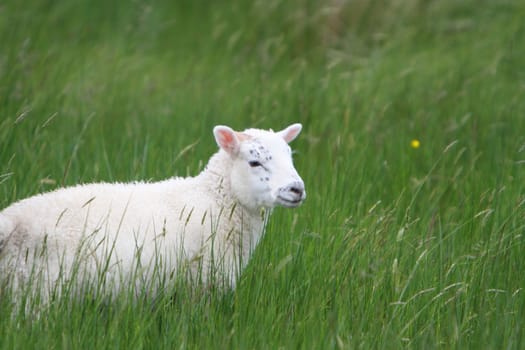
[214, 125, 240, 155]
[278, 123, 302, 143]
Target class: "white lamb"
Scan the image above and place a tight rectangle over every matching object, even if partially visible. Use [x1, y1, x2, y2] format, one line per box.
[0, 123, 306, 300]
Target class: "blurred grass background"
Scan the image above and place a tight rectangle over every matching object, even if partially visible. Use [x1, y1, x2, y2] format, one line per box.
[1, 0, 524, 348]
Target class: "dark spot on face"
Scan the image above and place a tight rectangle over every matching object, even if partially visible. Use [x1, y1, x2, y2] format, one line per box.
[265, 177, 269, 181]
[249, 147, 261, 159]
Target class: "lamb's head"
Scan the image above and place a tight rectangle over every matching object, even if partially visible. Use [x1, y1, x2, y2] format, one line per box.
[213, 123, 306, 212]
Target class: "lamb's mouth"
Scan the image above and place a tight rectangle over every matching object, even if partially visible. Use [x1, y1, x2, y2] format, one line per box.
[277, 196, 304, 207]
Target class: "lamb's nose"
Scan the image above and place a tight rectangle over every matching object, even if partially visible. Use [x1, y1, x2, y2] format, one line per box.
[287, 181, 306, 200]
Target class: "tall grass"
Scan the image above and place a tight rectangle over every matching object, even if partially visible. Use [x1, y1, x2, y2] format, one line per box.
[1, 0, 524, 348]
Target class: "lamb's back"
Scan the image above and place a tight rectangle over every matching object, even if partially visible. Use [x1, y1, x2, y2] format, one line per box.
[0, 177, 216, 255]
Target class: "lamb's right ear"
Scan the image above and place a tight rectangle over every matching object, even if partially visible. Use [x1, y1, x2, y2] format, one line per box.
[213, 125, 240, 155]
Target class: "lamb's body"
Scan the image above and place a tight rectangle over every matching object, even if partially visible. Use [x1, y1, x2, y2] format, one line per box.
[1, 152, 261, 291]
[0, 124, 305, 299]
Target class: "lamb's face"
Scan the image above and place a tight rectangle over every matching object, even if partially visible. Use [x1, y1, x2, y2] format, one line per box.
[214, 124, 306, 212]
[232, 134, 305, 209]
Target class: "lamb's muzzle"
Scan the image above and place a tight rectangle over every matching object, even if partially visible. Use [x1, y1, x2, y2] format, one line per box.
[277, 180, 306, 207]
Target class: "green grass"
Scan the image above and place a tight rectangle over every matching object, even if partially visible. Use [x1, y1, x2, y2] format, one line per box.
[1, 0, 525, 348]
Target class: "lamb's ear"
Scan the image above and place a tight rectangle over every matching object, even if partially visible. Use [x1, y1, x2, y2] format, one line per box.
[213, 125, 240, 155]
[278, 123, 302, 143]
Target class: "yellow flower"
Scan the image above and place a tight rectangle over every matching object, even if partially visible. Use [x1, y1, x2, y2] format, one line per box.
[410, 139, 420, 149]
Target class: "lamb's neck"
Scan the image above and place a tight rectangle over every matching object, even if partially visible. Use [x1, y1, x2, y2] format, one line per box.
[199, 150, 236, 209]
[199, 150, 269, 246]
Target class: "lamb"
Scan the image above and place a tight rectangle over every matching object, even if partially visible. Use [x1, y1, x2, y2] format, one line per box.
[0, 123, 306, 300]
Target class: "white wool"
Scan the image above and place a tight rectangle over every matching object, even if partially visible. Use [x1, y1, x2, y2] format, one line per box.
[0, 124, 305, 299]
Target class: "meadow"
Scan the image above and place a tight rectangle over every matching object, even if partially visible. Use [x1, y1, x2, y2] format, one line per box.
[1, 0, 524, 348]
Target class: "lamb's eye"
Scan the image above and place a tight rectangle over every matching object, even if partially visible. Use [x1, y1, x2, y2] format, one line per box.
[249, 160, 262, 167]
